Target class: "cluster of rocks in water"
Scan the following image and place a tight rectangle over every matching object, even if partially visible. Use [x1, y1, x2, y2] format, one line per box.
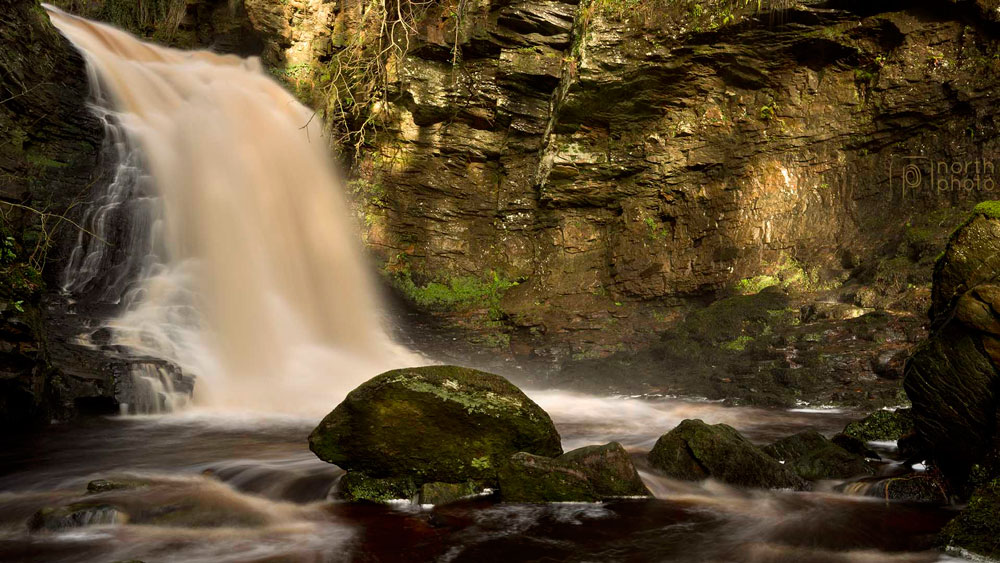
[306, 365, 913, 505]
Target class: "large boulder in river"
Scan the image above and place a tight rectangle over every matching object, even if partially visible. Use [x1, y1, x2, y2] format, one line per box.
[904, 206, 1000, 492]
[648, 419, 805, 490]
[762, 430, 873, 481]
[497, 442, 651, 502]
[309, 366, 563, 488]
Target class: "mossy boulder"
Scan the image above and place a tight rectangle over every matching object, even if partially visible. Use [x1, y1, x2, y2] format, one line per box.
[498, 452, 599, 502]
[762, 430, 873, 481]
[497, 442, 650, 502]
[648, 419, 805, 490]
[309, 366, 562, 488]
[418, 481, 481, 505]
[941, 479, 1000, 559]
[558, 442, 650, 497]
[339, 472, 418, 503]
[842, 409, 914, 443]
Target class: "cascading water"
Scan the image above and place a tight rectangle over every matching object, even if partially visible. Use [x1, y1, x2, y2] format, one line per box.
[47, 7, 420, 414]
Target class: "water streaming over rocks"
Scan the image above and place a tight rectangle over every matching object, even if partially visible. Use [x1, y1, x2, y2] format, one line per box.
[0, 398, 964, 562]
[48, 6, 420, 414]
[11, 8, 973, 563]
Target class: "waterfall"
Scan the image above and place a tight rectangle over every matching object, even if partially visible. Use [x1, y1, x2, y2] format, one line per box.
[47, 7, 419, 414]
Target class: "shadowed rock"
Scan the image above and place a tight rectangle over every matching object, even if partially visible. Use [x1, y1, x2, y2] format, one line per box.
[648, 419, 805, 490]
[310, 365, 562, 498]
[762, 430, 873, 481]
[497, 442, 650, 502]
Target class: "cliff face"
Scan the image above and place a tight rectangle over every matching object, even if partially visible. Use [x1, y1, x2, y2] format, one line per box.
[0, 0, 105, 424]
[229, 0, 1000, 362]
[32, 1, 1000, 383]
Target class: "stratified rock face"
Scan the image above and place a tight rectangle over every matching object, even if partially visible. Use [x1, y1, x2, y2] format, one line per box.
[647, 419, 805, 490]
[308, 366, 563, 485]
[497, 442, 650, 502]
[328, 0, 1000, 358]
[761, 430, 873, 481]
[904, 209, 1000, 491]
[0, 1, 104, 426]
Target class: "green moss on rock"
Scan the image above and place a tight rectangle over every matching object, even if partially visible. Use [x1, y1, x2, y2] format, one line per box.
[941, 479, 1000, 559]
[762, 430, 873, 480]
[498, 452, 599, 503]
[339, 472, 417, 503]
[558, 442, 650, 497]
[648, 419, 806, 490]
[842, 409, 914, 442]
[972, 200, 1000, 220]
[418, 481, 480, 505]
[309, 366, 562, 487]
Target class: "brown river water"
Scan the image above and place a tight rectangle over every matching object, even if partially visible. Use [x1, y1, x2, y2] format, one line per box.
[9, 7, 965, 563]
[0, 394, 964, 563]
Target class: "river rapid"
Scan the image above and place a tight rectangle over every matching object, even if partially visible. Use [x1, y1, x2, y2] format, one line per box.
[0, 393, 963, 563]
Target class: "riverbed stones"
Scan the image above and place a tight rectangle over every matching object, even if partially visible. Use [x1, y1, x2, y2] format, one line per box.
[762, 430, 873, 481]
[648, 419, 805, 490]
[497, 442, 650, 502]
[28, 503, 126, 531]
[309, 366, 562, 490]
[842, 409, 914, 443]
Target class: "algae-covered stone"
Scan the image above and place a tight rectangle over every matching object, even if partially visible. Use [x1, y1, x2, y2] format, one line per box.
[419, 481, 480, 505]
[498, 452, 599, 503]
[842, 409, 914, 443]
[309, 366, 562, 485]
[762, 430, 873, 480]
[941, 479, 1000, 559]
[558, 442, 650, 497]
[497, 442, 650, 502]
[338, 472, 418, 503]
[648, 419, 805, 490]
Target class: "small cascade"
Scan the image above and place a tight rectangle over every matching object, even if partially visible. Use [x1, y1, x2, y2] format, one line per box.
[60, 70, 159, 303]
[114, 360, 193, 415]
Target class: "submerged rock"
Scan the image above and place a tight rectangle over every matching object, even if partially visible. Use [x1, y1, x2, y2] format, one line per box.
[842, 409, 914, 443]
[648, 419, 805, 490]
[86, 478, 151, 494]
[497, 442, 650, 502]
[29, 503, 126, 531]
[309, 366, 562, 490]
[838, 472, 948, 504]
[762, 430, 874, 481]
[831, 433, 881, 461]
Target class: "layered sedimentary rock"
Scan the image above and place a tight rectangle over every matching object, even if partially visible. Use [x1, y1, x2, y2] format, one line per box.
[905, 207, 1000, 492]
[207, 0, 1000, 361]
[0, 0, 106, 425]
